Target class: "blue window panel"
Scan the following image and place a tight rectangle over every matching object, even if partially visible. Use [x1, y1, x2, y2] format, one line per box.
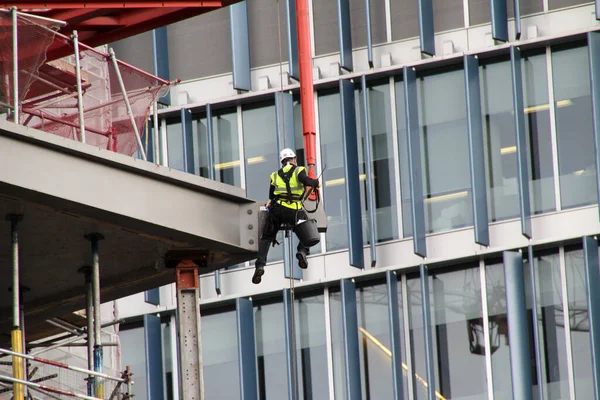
[360, 76, 377, 267]
[276, 92, 303, 279]
[282, 289, 298, 400]
[589, 32, 600, 221]
[510, 47, 532, 238]
[503, 251, 533, 400]
[337, 0, 353, 71]
[527, 245, 544, 400]
[340, 79, 364, 269]
[418, 0, 435, 56]
[152, 27, 170, 106]
[285, 0, 300, 80]
[230, 1, 252, 92]
[491, 0, 508, 42]
[144, 288, 160, 305]
[583, 236, 600, 400]
[464, 55, 490, 246]
[365, 0, 374, 67]
[403, 66, 427, 257]
[236, 298, 258, 400]
[340, 279, 361, 400]
[143, 314, 164, 400]
[514, 0, 522, 39]
[419, 264, 436, 400]
[181, 108, 195, 175]
[386, 271, 404, 399]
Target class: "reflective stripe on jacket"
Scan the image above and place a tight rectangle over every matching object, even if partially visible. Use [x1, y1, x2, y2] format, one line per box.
[270, 164, 306, 210]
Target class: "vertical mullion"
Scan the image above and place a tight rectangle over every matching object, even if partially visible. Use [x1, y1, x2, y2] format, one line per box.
[384, 0, 392, 42]
[490, 0, 508, 42]
[503, 251, 533, 400]
[389, 77, 404, 240]
[546, 47, 562, 212]
[340, 279, 362, 400]
[285, 0, 300, 80]
[527, 245, 544, 400]
[386, 271, 404, 399]
[283, 289, 298, 400]
[403, 66, 427, 257]
[361, 76, 377, 267]
[238, 104, 246, 190]
[181, 109, 195, 175]
[143, 314, 165, 400]
[230, 1, 251, 92]
[514, 0, 522, 39]
[337, 0, 353, 71]
[417, 0, 435, 56]
[236, 298, 259, 400]
[365, 0, 374, 68]
[324, 287, 336, 400]
[479, 260, 494, 400]
[559, 246, 576, 400]
[340, 79, 365, 269]
[596, 0, 600, 20]
[169, 315, 180, 400]
[510, 46, 532, 239]
[588, 32, 600, 220]
[401, 273, 415, 400]
[160, 117, 168, 167]
[152, 26, 170, 105]
[463, 0, 470, 28]
[464, 55, 490, 246]
[419, 264, 436, 400]
[583, 236, 600, 400]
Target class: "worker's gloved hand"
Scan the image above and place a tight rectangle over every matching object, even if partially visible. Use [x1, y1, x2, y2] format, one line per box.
[265, 200, 271, 208]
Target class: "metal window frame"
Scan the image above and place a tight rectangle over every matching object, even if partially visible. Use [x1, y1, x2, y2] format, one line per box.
[360, 76, 377, 267]
[478, 260, 494, 400]
[236, 298, 259, 400]
[143, 314, 165, 400]
[169, 315, 180, 400]
[337, 0, 354, 71]
[510, 46, 532, 239]
[340, 78, 365, 269]
[403, 66, 427, 257]
[419, 264, 436, 400]
[559, 246, 577, 400]
[514, 0, 522, 40]
[324, 287, 336, 399]
[491, 0, 509, 42]
[230, 1, 252, 92]
[283, 288, 298, 400]
[401, 273, 415, 400]
[340, 279, 362, 400]
[365, 0, 374, 68]
[389, 76, 404, 240]
[384, 0, 392, 42]
[546, 46, 562, 213]
[181, 108, 195, 175]
[527, 245, 544, 400]
[160, 117, 168, 167]
[386, 270, 405, 399]
[417, 0, 435, 56]
[464, 55, 490, 246]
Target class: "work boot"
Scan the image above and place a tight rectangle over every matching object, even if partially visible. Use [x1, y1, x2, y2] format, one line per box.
[296, 249, 308, 269]
[252, 263, 265, 284]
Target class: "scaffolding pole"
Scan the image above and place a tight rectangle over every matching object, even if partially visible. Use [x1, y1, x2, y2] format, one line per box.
[78, 266, 94, 397]
[85, 233, 104, 399]
[108, 48, 147, 161]
[7, 214, 24, 400]
[12, 7, 19, 124]
[153, 101, 160, 165]
[72, 30, 86, 143]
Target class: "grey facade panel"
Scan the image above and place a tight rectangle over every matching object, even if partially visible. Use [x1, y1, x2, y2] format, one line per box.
[390, 0, 420, 41]
[314, 0, 340, 55]
[469, 0, 543, 26]
[432, 0, 464, 32]
[167, 7, 232, 81]
[248, 0, 288, 68]
[110, 31, 154, 73]
[548, 0, 589, 10]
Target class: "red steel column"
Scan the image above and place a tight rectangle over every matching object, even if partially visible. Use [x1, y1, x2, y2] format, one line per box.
[295, 0, 317, 179]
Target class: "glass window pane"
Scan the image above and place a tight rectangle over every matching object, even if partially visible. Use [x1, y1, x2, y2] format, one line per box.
[167, 119, 184, 172]
[120, 326, 148, 400]
[329, 289, 347, 398]
[407, 274, 430, 400]
[319, 91, 348, 251]
[480, 60, 520, 221]
[243, 103, 283, 264]
[295, 293, 330, 400]
[255, 302, 288, 399]
[565, 247, 594, 397]
[552, 45, 597, 209]
[522, 53, 556, 214]
[201, 310, 240, 399]
[196, 115, 210, 178]
[213, 108, 241, 187]
[418, 69, 473, 233]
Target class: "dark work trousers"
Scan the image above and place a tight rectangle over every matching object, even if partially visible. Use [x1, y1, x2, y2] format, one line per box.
[256, 202, 310, 267]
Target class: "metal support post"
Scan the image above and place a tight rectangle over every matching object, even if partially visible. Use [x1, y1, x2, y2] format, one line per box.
[78, 266, 94, 397]
[108, 48, 147, 161]
[153, 101, 160, 165]
[85, 233, 104, 399]
[174, 257, 206, 400]
[72, 30, 86, 143]
[7, 213, 24, 400]
[12, 7, 19, 124]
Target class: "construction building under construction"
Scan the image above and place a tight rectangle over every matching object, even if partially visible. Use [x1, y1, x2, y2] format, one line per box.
[1, 0, 600, 399]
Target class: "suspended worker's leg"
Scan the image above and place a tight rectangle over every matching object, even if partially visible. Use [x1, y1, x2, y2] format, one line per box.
[253, 209, 281, 284]
[295, 210, 310, 270]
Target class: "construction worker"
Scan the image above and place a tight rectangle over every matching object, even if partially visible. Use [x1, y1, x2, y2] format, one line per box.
[252, 148, 320, 284]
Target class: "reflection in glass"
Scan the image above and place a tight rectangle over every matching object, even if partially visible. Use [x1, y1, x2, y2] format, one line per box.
[295, 293, 329, 400]
[166, 119, 184, 172]
[480, 60, 520, 221]
[212, 108, 241, 187]
[356, 83, 399, 243]
[565, 247, 594, 397]
[243, 103, 282, 264]
[418, 69, 473, 233]
[201, 310, 240, 399]
[356, 283, 394, 399]
[329, 290, 347, 399]
[552, 45, 597, 209]
[255, 302, 288, 399]
[522, 52, 556, 213]
[120, 326, 148, 400]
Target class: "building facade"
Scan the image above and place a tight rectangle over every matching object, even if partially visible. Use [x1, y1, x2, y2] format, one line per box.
[108, 0, 600, 399]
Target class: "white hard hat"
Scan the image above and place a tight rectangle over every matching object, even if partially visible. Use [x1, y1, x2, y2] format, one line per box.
[279, 148, 296, 163]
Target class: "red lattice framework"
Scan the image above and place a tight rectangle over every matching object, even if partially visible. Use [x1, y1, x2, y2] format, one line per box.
[0, 10, 169, 157]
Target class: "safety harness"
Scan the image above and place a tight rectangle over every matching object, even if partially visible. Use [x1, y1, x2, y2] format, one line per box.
[273, 165, 304, 207]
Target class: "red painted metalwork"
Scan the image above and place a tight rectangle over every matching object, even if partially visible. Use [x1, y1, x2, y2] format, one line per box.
[295, 0, 317, 180]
